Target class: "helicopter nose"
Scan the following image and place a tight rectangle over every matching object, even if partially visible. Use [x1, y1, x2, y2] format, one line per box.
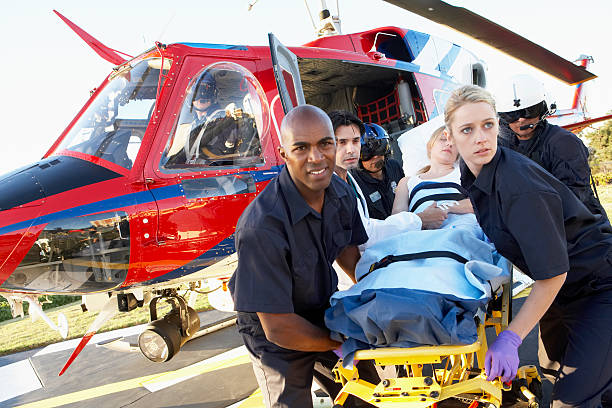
[0, 165, 47, 211]
[0, 156, 129, 292]
[0, 166, 47, 286]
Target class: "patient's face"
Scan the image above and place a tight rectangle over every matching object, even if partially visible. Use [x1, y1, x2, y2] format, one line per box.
[429, 133, 457, 165]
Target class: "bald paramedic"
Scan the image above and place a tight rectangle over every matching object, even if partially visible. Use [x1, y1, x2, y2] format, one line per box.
[229, 105, 371, 408]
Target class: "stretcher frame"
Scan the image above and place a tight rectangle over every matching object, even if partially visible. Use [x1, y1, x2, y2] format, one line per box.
[331, 281, 513, 408]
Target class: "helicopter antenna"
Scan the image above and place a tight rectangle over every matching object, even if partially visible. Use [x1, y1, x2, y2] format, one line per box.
[156, 11, 176, 43]
[304, 0, 318, 30]
[304, 0, 341, 37]
[247, 0, 259, 11]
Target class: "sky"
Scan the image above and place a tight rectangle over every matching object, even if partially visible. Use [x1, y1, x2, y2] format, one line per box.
[1, 0, 610, 176]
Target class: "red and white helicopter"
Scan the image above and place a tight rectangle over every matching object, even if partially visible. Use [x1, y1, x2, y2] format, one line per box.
[0, 0, 603, 375]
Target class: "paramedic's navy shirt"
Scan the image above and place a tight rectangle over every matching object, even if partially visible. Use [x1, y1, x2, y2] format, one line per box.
[229, 166, 368, 329]
[351, 158, 404, 220]
[461, 147, 612, 301]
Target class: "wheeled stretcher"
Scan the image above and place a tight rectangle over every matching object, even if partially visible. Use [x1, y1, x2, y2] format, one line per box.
[326, 183, 543, 407]
[331, 281, 542, 408]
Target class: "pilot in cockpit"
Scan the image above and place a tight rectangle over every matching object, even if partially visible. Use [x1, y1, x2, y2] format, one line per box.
[163, 68, 262, 168]
[190, 73, 223, 126]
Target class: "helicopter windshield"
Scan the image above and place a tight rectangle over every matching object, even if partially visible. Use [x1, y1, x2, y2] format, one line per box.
[52, 57, 171, 170]
[160, 62, 268, 170]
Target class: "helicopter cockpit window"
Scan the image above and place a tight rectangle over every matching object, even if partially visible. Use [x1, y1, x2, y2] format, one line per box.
[52, 58, 172, 170]
[161, 62, 268, 170]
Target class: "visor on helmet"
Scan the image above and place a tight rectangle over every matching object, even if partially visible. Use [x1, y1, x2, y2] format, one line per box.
[499, 100, 547, 123]
[195, 82, 216, 101]
[360, 123, 390, 161]
[361, 138, 389, 161]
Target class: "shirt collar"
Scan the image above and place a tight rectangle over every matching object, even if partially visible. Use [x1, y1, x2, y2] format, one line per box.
[279, 166, 346, 225]
[461, 147, 502, 196]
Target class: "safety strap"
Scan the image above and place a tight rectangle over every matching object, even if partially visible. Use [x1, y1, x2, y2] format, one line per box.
[359, 250, 469, 282]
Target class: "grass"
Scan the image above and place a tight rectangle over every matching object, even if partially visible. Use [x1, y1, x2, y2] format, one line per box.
[0, 295, 80, 322]
[0, 294, 211, 356]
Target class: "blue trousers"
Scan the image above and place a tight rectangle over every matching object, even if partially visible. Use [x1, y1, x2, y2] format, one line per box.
[538, 290, 612, 407]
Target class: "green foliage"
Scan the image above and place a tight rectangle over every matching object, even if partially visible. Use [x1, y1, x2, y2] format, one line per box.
[593, 172, 612, 186]
[0, 300, 11, 322]
[583, 119, 612, 172]
[0, 295, 81, 323]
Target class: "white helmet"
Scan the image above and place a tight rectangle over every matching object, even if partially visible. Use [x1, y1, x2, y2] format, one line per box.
[496, 74, 547, 114]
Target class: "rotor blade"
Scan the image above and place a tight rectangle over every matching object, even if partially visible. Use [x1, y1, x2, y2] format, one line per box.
[59, 296, 118, 376]
[53, 10, 131, 66]
[381, 0, 596, 85]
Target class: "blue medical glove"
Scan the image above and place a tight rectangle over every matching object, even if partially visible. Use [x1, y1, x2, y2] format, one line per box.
[485, 330, 522, 383]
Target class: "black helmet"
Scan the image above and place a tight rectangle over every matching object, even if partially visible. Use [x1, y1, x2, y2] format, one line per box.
[360, 123, 390, 161]
[193, 73, 217, 103]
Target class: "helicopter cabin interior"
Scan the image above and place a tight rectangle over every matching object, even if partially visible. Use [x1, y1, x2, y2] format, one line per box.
[299, 58, 424, 133]
[292, 28, 487, 163]
[295, 57, 425, 165]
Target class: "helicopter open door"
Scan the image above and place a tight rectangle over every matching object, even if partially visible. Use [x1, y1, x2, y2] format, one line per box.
[269, 33, 305, 113]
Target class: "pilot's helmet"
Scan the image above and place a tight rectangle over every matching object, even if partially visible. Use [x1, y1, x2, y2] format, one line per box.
[360, 123, 390, 161]
[193, 73, 218, 104]
[496, 74, 549, 123]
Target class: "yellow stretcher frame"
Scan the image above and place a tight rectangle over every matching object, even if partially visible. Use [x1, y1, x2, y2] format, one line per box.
[331, 281, 513, 408]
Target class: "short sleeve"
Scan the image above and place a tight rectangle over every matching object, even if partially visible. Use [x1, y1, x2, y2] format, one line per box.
[504, 191, 569, 279]
[230, 226, 294, 313]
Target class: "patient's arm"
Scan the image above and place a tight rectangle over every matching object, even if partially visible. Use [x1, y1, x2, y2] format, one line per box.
[446, 199, 474, 214]
[392, 176, 410, 214]
[392, 177, 448, 229]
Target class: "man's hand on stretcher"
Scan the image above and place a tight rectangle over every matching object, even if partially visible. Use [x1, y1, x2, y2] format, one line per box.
[418, 202, 448, 229]
[258, 312, 342, 352]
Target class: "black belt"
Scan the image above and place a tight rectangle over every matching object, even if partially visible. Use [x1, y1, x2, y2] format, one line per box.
[359, 251, 469, 282]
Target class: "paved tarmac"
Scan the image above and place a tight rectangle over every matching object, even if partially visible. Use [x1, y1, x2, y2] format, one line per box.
[0, 299, 552, 408]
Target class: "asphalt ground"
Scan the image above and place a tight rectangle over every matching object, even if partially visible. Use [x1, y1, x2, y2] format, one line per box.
[0, 298, 552, 408]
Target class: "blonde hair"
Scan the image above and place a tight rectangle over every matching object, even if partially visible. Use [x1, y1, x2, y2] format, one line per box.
[444, 85, 497, 131]
[416, 126, 446, 175]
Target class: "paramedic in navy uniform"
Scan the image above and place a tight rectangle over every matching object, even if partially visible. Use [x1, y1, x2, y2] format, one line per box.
[496, 74, 608, 222]
[444, 85, 612, 407]
[350, 123, 404, 220]
[229, 105, 371, 408]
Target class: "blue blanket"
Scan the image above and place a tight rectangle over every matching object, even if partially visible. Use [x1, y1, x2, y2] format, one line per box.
[325, 182, 510, 367]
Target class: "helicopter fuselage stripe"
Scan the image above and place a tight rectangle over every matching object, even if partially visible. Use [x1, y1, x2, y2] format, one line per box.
[0, 168, 281, 236]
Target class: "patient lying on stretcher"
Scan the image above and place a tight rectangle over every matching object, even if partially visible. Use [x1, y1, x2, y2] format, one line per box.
[325, 127, 510, 366]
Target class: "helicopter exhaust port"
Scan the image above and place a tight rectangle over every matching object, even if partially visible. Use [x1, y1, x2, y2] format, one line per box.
[138, 290, 200, 362]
